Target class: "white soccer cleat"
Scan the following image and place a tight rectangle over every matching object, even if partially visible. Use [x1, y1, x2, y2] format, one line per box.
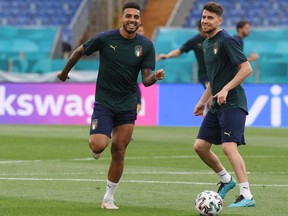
[91, 152, 101, 159]
[101, 199, 119, 209]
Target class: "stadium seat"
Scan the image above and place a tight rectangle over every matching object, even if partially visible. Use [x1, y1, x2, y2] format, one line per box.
[185, 0, 287, 28]
[0, 0, 82, 43]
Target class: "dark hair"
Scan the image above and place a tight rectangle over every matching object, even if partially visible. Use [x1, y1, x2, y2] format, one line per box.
[236, 20, 251, 30]
[122, 2, 141, 12]
[203, 2, 224, 17]
[197, 19, 201, 29]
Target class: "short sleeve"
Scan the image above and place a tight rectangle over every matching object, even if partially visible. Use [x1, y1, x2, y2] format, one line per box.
[141, 43, 155, 70]
[83, 33, 105, 56]
[179, 37, 196, 53]
[224, 37, 247, 66]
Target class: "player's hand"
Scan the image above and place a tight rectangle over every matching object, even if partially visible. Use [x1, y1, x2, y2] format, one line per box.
[194, 102, 205, 116]
[137, 104, 142, 113]
[57, 71, 70, 82]
[157, 54, 167, 61]
[248, 52, 259, 62]
[153, 69, 165, 80]
[213, 88, 228, 106]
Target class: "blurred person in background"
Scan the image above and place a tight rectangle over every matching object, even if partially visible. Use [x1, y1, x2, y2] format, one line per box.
[157, 20, 212, 112]
[234, 20, 259, 62]
[157, 20, 208, 89]
[57, 2, 164, 209]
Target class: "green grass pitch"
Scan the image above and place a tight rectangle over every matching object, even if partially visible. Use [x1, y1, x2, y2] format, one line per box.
[0, 125, 287, 216]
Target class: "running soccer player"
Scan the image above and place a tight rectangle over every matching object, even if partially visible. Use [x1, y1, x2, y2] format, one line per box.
[57, 2, 164, 209]
[193, 2, 256, 207]
[234, 20, 259, 62]
[157, 20, 208, 88]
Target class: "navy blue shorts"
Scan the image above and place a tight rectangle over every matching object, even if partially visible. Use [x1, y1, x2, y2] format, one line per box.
[197, 108, 246, 145]
[90, 103, 137, 138]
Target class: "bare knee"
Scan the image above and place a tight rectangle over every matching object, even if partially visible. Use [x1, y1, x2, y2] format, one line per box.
[194, 139, 210, 155]
[222, 142, 239, 159]
[110, 142, 128, 162]
[89, 134, 109, 154]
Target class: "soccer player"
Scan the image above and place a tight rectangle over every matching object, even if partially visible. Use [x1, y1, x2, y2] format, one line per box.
[234, 20, 259, 62]
[193, 2, 256, 207]
[57, 2, 164, 209]
[157, 20, 208, 88]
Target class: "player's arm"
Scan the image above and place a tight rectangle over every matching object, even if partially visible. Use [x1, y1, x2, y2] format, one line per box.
[57, 45, 85, 82]
[157, 49, 182, 61]
[157, 36, 196, 61]
[141, 68, 165, 87]
[194, 83, 212, 116]
[214, 61, 252, 105]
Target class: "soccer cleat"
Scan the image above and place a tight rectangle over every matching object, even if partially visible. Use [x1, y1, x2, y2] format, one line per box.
[217, 177, 236, 199]
[101, 199, 119, 209]
[228, 195, 256, 207]
[91, 152, 101, 160]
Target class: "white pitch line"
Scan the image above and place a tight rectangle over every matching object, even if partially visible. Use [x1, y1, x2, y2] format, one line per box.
[0, 177, 287, 188]
[1, 171, 288, 176]
[0, 154, 287, 164]
[0, 171, 216, 176]
[71, 154, 288, 161]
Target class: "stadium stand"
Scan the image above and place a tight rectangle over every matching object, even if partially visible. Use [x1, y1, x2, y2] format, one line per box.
[185, 0, 288, 28]
[0, 0, 95, 74]
[0, 0, 147, 75]
[0, 0, 82, 42]
[153, 0, 288, 83]
[0, 27, 61, 73]
[0, 0, 287, 84]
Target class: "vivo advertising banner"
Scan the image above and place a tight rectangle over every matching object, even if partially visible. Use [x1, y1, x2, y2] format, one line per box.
[0, 83, 158, 126]
[159, 84, 288, 127]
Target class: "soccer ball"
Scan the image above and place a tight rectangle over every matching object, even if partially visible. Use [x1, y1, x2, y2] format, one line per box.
[194, 190, 223, 216]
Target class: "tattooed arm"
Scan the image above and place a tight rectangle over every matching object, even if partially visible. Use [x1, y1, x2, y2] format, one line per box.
[141, 68, 165, 87]
[57, 45, 85, 82]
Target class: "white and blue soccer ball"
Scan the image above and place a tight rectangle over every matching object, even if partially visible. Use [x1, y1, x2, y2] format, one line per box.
[194, 190, 223, 216]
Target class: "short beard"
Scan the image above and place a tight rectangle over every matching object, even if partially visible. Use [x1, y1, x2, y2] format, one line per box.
[204, 27, 217, 35]
[123, 24, 138, 34]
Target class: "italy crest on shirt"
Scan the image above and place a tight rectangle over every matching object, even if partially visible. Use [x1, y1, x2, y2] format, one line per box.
[213, 43, 219, 55]
[135, 45, 142, 57]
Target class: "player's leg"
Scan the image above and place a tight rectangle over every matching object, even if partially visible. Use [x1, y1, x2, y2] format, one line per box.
[101, 124, 134, 209]
[195, 111, 235, 199]
[109, 124, 134, 183]
[89, 103, 113, 159]
[194, 111, 224, 172]
[222, 143, 255, 207]
[194, 139, 224, 173]
[101, 109, 136, 209]
[219, 108, 255, 207]
[89, 134, 110, 159]
[222, 142, 248, 184]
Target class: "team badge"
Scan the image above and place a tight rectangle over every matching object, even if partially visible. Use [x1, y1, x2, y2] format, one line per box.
[91, 119, 98, 130]
[135, 45, 142, 57]
[213, 43, 219, 55]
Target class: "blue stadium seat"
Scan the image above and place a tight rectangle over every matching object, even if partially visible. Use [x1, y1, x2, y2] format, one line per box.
[0, 0, 82, 43]
[186, 0, 287, 28]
